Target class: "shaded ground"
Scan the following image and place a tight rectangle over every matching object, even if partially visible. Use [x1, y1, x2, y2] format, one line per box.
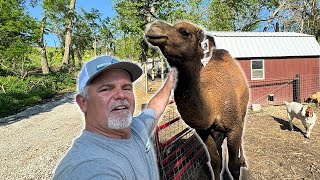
[0, 77, 319, 179]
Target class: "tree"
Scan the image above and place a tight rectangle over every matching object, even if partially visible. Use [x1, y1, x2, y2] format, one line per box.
[261, 0, 320, 39]
[99, 17, 114, 56]
[113, 0, 149, 62]
[0, 0, 39, 77]
[42, 0, 72, 71]
[43, 0, 69, 47]
[82, 8, 102, 57]
[61, 0, 76, 71]
[72, 11, 94, 67]
[38, 17, 50, 74]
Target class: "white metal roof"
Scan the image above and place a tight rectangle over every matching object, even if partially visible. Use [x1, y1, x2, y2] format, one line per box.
[205, 31, 320, 58]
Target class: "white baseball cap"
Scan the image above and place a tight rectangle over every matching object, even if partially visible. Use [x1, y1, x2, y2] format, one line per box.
[78, 56, 143, 92]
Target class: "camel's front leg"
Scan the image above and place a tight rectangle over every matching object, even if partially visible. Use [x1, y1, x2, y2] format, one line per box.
[196, 129, 222, 180]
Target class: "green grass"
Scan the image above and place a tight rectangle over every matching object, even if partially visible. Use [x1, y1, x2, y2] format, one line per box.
[0, 72, 77, 118]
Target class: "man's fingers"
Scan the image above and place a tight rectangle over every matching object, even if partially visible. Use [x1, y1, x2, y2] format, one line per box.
[167, 67, 177, 89]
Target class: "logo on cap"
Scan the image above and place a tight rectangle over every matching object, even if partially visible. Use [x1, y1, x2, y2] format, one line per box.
[96, 62, 110, 71]
[96, 58, 118, 71]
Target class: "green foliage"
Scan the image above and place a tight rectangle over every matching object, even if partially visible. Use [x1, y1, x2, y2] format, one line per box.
[42, 0, 70, 46]
[0, 0, 39, 77]
[0, 72, 76, 118]
[157, 0, 209, 26]
[113, 35, 142, 61]
[27, 46, 63, 68]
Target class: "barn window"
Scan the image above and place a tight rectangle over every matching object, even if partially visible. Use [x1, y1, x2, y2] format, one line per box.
[251, 59, 264, 80]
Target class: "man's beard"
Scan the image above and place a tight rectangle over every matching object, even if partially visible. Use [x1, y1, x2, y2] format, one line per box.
[108, 100, 133, 130]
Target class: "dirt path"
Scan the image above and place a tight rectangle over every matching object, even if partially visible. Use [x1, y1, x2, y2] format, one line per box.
[1, 79, 320, 179]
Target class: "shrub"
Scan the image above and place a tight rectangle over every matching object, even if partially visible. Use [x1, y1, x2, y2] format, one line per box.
[0, 72, 76, 118]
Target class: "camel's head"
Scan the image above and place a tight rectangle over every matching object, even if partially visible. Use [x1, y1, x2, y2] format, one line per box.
[145, 20, 205, 66]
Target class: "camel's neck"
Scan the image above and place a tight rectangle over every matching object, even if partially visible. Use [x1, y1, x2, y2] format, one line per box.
[169, 60, 203, 87]
[168, 58, 209, 128]
[167, 59, 203, 101]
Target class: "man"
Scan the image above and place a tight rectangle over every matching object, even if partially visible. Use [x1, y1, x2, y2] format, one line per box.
[53, 55, 176, 180]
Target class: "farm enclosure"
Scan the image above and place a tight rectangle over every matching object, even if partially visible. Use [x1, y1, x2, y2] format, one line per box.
[0, 78, 320, 179]
[150, 78, 320, 179]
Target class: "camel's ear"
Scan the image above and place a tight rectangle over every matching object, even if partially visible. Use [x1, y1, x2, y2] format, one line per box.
[196, 29, 204, 45]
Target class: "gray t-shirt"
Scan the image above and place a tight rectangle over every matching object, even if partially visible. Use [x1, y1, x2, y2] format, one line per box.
[53, 109, 159, 180]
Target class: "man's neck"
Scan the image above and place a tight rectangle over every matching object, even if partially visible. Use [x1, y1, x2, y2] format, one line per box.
[85, 125, 131, 139]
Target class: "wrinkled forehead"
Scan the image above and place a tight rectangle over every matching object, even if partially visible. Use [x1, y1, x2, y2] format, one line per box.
[92, 69, 132, 84]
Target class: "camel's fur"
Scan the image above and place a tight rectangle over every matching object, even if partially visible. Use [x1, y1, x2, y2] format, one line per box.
[145, 21, 249, 180]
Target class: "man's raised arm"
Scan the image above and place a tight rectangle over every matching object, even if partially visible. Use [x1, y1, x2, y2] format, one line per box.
[147, 68, 177, 121]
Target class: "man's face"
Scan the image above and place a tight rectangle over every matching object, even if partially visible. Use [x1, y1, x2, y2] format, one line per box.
[84, 69, 135, 131]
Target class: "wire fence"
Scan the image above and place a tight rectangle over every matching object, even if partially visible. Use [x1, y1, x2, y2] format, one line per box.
[155, 110, 210, 180]
[248, 74, 319, 105]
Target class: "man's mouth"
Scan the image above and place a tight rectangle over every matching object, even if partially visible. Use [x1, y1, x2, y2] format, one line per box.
[111, 105, 129, 112]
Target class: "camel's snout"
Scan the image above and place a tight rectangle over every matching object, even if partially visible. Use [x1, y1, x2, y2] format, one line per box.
[145, 21, 169, 46]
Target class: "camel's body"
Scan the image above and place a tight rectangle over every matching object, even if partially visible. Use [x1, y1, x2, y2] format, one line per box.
[145, 21, 249, 180]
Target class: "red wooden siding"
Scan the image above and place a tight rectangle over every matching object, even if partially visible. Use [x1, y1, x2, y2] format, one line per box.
[237, 57, 320, 105]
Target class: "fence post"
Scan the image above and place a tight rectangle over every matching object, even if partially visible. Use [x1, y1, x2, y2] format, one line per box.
[293, 74, 301, 103]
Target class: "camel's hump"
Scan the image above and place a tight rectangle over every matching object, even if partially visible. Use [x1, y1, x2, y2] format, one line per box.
[210, 49, 233, 61]
[201, 49, 235, 71]
[200, 49, 244, 80]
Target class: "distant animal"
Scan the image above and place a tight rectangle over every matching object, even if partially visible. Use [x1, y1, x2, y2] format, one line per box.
[284, 101, 317, 138]
[305, 92, 320, 106]
[145, 20, 249, 180]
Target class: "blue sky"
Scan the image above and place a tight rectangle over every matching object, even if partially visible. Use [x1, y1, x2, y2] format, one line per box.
[27, 0, 117, 47]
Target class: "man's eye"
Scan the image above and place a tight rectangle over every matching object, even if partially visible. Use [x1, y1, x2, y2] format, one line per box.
[124, 87, 132, 91]
[101, 88, 111, 91]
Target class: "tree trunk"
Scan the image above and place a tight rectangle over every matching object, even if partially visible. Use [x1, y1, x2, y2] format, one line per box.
[61, 0, 76, 71]
[76, 49, 83, 68]
[39, 17, 50, 74]
[93, 38, 97, 57]
[69, 47, 75, 73]
[263, 2, 284, 32]
[140, 0, 158, 64]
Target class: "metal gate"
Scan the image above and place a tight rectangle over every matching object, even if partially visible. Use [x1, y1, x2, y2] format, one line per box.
[154, 116, 210, 180]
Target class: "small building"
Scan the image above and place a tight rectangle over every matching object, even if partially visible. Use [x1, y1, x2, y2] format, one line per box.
[202, 31, 320, 105]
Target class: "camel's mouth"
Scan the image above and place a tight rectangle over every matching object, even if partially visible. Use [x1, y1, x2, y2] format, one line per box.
[145, 34, 167, 45]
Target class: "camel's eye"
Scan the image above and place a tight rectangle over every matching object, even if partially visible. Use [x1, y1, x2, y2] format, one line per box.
[179, 28, 190, 38]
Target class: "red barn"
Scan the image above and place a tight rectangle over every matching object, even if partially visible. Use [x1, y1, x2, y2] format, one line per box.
[202, 32, 320, 105]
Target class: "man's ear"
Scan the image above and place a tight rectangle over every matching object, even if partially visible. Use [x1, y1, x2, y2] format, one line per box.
[76, 94, 88, 113]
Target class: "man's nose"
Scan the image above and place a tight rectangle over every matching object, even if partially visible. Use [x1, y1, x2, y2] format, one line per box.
[113, 89, 126, 99]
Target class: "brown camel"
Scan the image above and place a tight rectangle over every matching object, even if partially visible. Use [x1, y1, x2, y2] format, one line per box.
[145, 21, 249, 180]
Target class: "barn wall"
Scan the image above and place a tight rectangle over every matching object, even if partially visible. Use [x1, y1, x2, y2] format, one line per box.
[237, 57, 320, 105]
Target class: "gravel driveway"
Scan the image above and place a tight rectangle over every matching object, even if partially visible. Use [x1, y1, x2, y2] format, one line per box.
[0, 92, 83, 179]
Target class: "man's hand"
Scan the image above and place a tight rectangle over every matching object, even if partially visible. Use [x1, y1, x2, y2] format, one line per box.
[147, 68, 178, 121]
[165, 67, 177, 91]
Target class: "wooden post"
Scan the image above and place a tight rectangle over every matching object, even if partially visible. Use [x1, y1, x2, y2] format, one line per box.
[293, 74, 301, 103]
